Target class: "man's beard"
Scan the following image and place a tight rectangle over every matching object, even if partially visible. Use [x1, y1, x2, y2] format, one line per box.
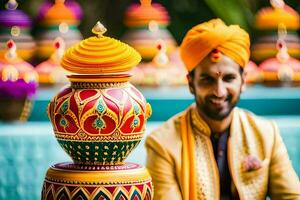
[196, 93, 240, 121]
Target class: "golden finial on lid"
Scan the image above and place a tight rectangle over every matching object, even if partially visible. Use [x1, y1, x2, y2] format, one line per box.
[140, 0, 151, 7]
[270, 0, 285, 9]
[5, 39, 17, 61]
[153, 39, 169, 67]
[51, 37, 65, 63]
[59, 22, 69, 33]
[11, 26, 20, 37]
[274, 23, 294, 82]
[5, 0, 18, 10]
[278, 23, 287, 39]
[148, 20, 159, 33]
[276, 23, 289, 63]
[92, 21, 107, 37]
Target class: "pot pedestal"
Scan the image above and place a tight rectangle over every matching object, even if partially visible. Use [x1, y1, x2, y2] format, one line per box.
[42, 162, 153, 200]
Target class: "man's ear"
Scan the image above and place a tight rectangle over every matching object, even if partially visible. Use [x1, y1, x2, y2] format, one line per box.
[187, 74, 195, 94]
[241, 70, 246, 92]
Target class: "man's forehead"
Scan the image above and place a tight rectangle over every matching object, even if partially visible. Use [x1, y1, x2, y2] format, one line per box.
[195, 55, 240, 74]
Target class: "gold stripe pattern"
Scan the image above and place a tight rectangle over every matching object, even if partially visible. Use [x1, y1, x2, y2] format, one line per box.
[70, 81, 128, 89]
[191, 108, 220, 200]
[229, 109, 269, 200]
[46, 165, 151, 184]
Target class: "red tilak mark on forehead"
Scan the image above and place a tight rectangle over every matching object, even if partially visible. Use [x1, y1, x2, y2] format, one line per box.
[212, 49, 220, 54]
[216, 71, 222, 77]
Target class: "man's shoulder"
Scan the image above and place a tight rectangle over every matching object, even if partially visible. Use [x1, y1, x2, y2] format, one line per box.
[145, 112, 183, 147]
[236, 107, 276, 133]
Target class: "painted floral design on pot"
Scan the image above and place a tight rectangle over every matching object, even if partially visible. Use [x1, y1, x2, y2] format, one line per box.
[47, 22, 151, 165]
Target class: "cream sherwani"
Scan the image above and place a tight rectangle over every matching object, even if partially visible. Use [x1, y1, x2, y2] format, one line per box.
[145, 106, 300, 200]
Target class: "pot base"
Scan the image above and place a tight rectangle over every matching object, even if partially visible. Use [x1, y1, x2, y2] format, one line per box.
[41, 162, 153, 200]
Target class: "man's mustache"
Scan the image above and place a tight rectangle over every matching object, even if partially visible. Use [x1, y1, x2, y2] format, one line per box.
[206, 95, 232, 101]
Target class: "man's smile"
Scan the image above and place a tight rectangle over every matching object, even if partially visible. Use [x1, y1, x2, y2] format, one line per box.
[208, 97, 229, 108]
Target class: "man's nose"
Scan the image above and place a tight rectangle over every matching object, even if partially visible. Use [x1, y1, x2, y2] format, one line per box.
[212, 80, 226, 98]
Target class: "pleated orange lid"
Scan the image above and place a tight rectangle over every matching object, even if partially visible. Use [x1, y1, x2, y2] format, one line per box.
[42, 0, 78, 25]
[255, 0, 299, 30]
[61, 21, 142, 74]
[124, 0, 169, 27]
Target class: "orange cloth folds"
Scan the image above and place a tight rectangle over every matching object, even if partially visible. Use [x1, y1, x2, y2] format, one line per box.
[180, 19, 250, 71]
[61, 36, 141, 74]
[180, 108, 197, 200]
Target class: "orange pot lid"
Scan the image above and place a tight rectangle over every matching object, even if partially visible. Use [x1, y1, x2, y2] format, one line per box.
[42, 0, 77, 25]
[61, 22, 141, 74]
[255, 0, 299, 30]
[124, 0, 169, 27]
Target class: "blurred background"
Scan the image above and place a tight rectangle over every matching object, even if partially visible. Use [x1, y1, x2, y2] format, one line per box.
[1, 0, 298, 40]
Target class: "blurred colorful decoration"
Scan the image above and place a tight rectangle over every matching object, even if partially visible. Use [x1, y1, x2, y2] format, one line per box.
[35, 0, 83, 61]
[130, 42, 187, 86]
[42, 22, 153, 199]
[251, 0, 300, 63]
[35, 37, 68, 85]
[0, 0, 36, 61]
[36, 0, 83, 21]
[122, 0, 177, 61]
[244, 61, 263, 84]
[0, 40, 38, 121]
[259, 23, 300, 86]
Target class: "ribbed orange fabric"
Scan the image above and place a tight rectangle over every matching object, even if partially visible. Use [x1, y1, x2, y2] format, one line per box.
[124, 2, 169, 27]
[61, 36, 141, 74]
[180, 19, 250, 72]
[255, 6, 300, 30]
[43, 0, 77, 25]
[180, 108, 197, 200]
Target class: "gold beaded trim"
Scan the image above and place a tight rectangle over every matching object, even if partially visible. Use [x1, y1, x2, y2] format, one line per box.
[54, 131, 144, 141]
[45, 166, 151, 184]
[19, 99, 32, 122]
[71, 82, 128, 89]
[54, 163, 139, 171]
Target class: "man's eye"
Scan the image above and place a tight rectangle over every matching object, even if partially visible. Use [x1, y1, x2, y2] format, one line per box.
[200, 77, 214, 83]
[223, 75, 236, 82]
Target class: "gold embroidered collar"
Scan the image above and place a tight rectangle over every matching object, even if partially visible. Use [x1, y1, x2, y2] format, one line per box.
[190, 105, 211, 137]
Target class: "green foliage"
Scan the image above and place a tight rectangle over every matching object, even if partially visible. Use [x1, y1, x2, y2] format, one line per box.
[204, 0, 253, 31]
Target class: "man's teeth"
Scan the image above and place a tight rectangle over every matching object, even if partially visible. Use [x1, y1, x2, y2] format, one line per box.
[211, 99, 225, 104]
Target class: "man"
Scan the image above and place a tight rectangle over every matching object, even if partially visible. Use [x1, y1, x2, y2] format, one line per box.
[145, 19, 300, 200]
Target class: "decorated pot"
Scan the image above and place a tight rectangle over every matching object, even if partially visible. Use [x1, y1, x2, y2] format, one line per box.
[259, 24, 300, 86]
[35, 0, 82, 61]
[47, 22, 151, 165]
[0, 0, 36, 61]
[37, 0, 83, 21]
[48, 74, 151, 165]
[244, 61, 263, 85]
[251, 0, 300, 63]
[35, 37, 68, 85]
[122, 0, 177, 61]
[130, 43, 187, 86]
[0, 40, 38, 121]
[260, 57, 300, 86]
[42, 162, 153, 200]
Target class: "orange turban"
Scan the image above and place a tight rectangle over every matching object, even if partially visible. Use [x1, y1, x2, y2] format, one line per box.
[180, 18, 250, 72]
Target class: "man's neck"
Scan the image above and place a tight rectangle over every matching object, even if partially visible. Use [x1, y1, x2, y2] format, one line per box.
[197, 109, 234, 133]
